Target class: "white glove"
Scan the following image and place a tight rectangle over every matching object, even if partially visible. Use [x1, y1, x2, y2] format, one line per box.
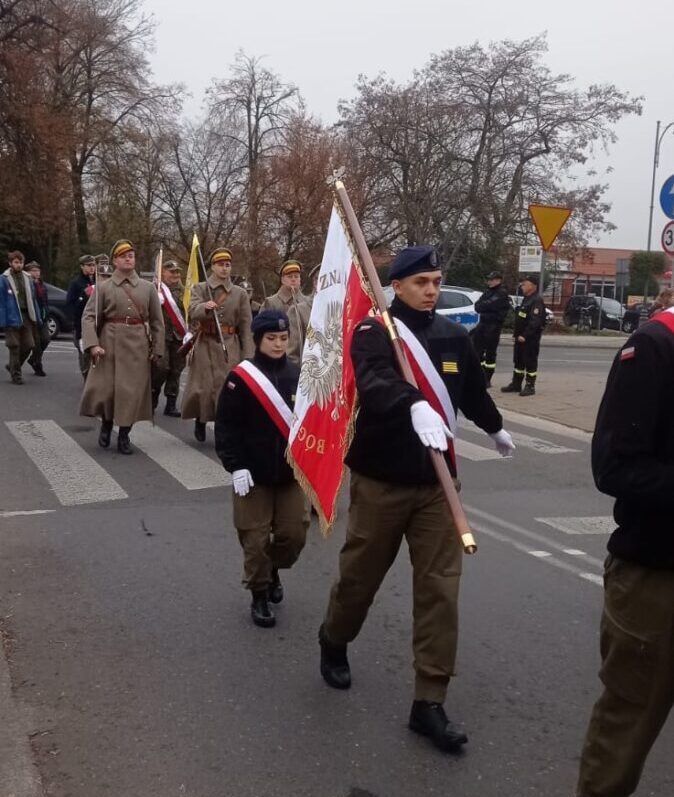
[410, 401, 453, 451]
[182, 331, 194, 346]
[490, 429, 516, 458]
[232, 469, 254, 497]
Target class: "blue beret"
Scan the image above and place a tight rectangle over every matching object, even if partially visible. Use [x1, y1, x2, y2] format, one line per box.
[388, 245, 439, 281]
[251, 309, 290, 335]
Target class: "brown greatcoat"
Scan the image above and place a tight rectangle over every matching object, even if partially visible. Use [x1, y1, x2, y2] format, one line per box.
[79, 270, 165, 426]
[261, 286, 311, 364]
[181, 276, 253, 422]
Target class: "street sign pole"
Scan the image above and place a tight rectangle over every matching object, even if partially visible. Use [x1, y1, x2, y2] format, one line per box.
[647, 121, 661, 252]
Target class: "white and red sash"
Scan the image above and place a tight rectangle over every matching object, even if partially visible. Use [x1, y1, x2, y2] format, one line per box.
[652, 306, 674, 335]
[375, 315, 458, 467]
[233, 360, 293, 440]
[159, 282, 188, 337]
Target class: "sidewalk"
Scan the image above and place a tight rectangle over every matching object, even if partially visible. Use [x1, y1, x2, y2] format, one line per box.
[499, 334, 624, 349]
[494, 370, 605, 433]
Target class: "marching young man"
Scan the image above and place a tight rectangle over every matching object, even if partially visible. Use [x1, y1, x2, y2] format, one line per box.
[181, 247, 253, 442]
[0, 251, 41, 384]
[318, 245, 516, 753]
[66, 255, 97, 379]
[152, 260, 187, 417]
[215, 310, 308, 628]
[79, 240, 164, 454]
[262, 260, 311, 364]
[25, 261, 50, 377]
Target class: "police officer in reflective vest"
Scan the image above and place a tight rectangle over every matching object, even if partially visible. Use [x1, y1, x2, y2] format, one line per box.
[501, 274, 546, 397]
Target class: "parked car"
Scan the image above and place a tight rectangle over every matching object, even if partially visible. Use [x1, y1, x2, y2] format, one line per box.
[621, 302, 655, 334]
[563, 295, 625, 331]
[45, 282, 73, 339]
[382, 285, 481, 330]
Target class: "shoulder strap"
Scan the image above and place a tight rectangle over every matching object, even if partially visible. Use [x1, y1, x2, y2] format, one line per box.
[233, 360, 293, 440]
[120, 282, 147, 321]
[652, 310, 674, 335]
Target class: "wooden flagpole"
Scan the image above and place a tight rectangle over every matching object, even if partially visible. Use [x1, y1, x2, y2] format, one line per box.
[331, 177, 477, 554]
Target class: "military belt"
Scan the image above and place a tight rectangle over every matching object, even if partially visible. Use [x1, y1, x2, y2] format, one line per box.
[200, 320, 237, 336]
[105, 316, 145, 326]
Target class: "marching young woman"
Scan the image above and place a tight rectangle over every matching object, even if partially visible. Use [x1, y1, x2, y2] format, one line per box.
[215, 310, 309, 628]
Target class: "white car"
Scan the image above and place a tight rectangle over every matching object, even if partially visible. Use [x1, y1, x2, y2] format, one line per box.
[383, 285, 481, 331]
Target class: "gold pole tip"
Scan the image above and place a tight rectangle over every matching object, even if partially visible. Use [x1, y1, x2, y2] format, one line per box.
[462, 533, 477, 555]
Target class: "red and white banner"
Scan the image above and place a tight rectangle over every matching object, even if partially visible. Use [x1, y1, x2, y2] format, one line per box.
[288, 206, 373, 532]
[233, 360, 293, 439]
[159, 282, 188, 338]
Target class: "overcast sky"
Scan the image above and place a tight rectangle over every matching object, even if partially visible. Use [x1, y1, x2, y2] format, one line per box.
[144, 0, 674, 251]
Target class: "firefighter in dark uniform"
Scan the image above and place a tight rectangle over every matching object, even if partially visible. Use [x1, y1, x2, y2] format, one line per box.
[215, 310, 308, 628]
[152, 260, 186, 417]
[318, 245, 516, 753]
[471, 270, 510, 387]
[501, 274, 545, 397]
[576, 307, 674, 797]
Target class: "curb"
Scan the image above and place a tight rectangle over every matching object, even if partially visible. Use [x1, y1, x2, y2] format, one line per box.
[499, 335, 623, 350]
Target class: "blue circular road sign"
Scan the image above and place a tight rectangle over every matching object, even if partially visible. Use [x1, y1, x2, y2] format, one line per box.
[660, 175, 674, 219]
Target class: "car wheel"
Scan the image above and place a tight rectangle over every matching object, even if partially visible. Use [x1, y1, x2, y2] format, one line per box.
[622, 320, 635, 334]
[47, 315, 60, 339]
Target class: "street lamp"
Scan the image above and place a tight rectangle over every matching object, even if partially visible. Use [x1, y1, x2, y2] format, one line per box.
[647, 120, 674, 252]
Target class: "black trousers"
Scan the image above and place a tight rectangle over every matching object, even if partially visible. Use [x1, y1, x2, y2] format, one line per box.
[471, 323, 501, 370]
[513, 334, 541, 378]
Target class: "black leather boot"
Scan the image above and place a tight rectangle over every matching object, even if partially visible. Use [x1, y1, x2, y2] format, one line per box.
[98, 419, 113, 448]
[408, 701, 468, 752]
[117, 426, 133, 455]
[268, 569, 283, 604]
[319, 624, 351, 689]
[251, 591, 276, 628]
[164, 395, 181, 417]
[520, 377, 536, 397]
[194, 419, 206, 442]
[501, 373, 524, 393]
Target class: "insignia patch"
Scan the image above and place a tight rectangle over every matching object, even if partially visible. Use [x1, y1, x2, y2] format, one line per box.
[533, 308, 540, 315]
[620, 346, 635, 361]
[226, 381, 236, 389]
[358, 324, 373, 331]
[518, 311, 527, 318]
[442, 361, 459, 374]
[279, 319, 287, 330]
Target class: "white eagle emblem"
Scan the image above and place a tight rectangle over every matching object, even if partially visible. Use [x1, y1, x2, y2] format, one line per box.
[298, 300, 343, 417]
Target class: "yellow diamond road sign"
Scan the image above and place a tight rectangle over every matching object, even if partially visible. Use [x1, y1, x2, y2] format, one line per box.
[528, 204, 572, 251]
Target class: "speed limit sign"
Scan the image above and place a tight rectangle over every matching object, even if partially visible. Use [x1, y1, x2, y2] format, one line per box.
[662, 220, 674, 255]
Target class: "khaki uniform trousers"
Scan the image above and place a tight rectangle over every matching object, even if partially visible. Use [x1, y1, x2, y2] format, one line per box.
[233, 481, 309, 592]
[5, 321, 35, 377]
[323, 473, 463, 703]
[577, 555, 674, 797]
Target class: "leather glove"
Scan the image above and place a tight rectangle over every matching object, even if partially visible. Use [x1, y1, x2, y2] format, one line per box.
[489, 429, 516, 457]
[410, 401, 453, 451]
[232, 469, 254, 497]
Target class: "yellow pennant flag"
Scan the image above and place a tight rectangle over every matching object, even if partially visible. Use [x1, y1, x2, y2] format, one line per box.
[183, 233, 200, 321]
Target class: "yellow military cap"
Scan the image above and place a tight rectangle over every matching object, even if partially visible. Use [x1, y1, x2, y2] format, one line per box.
[94, 253, 109, 265]
[279, 259, 302, 277]
[110, 239, 134, 260]
[209, 247, 232, 265]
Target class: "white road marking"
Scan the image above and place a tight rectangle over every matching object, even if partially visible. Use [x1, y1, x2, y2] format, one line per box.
[536, 516, 615, 536]
[464, 504, 605, 569]
[509, 431, 580, 455]
[454, 439, 502, 461]
[496, 408, 593, 443]
[563, 549, 587, 556]
[472, 522, 602, 587]
[131, 422, 231, 489]
[528, 550, 551, 558]
[0, 509, 55, 518]
[5, 420, 127, 506]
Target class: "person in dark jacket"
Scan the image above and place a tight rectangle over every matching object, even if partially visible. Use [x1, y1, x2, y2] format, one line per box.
[471, 270, 510, 387]
[66, 255, 96, 378]
[215, 310, 308, 628]
[318, 245, 515, 754]
[501, 274, 546, 396]
[576, 308, 674, 797]
[25, 262, 50, 377]
[0, 251, 41, 384]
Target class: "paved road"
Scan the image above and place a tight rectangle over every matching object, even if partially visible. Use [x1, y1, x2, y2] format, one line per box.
[1, 342, 672, 797]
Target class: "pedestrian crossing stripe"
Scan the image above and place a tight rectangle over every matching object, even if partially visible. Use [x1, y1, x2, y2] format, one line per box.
[1, 417, 582, 511]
